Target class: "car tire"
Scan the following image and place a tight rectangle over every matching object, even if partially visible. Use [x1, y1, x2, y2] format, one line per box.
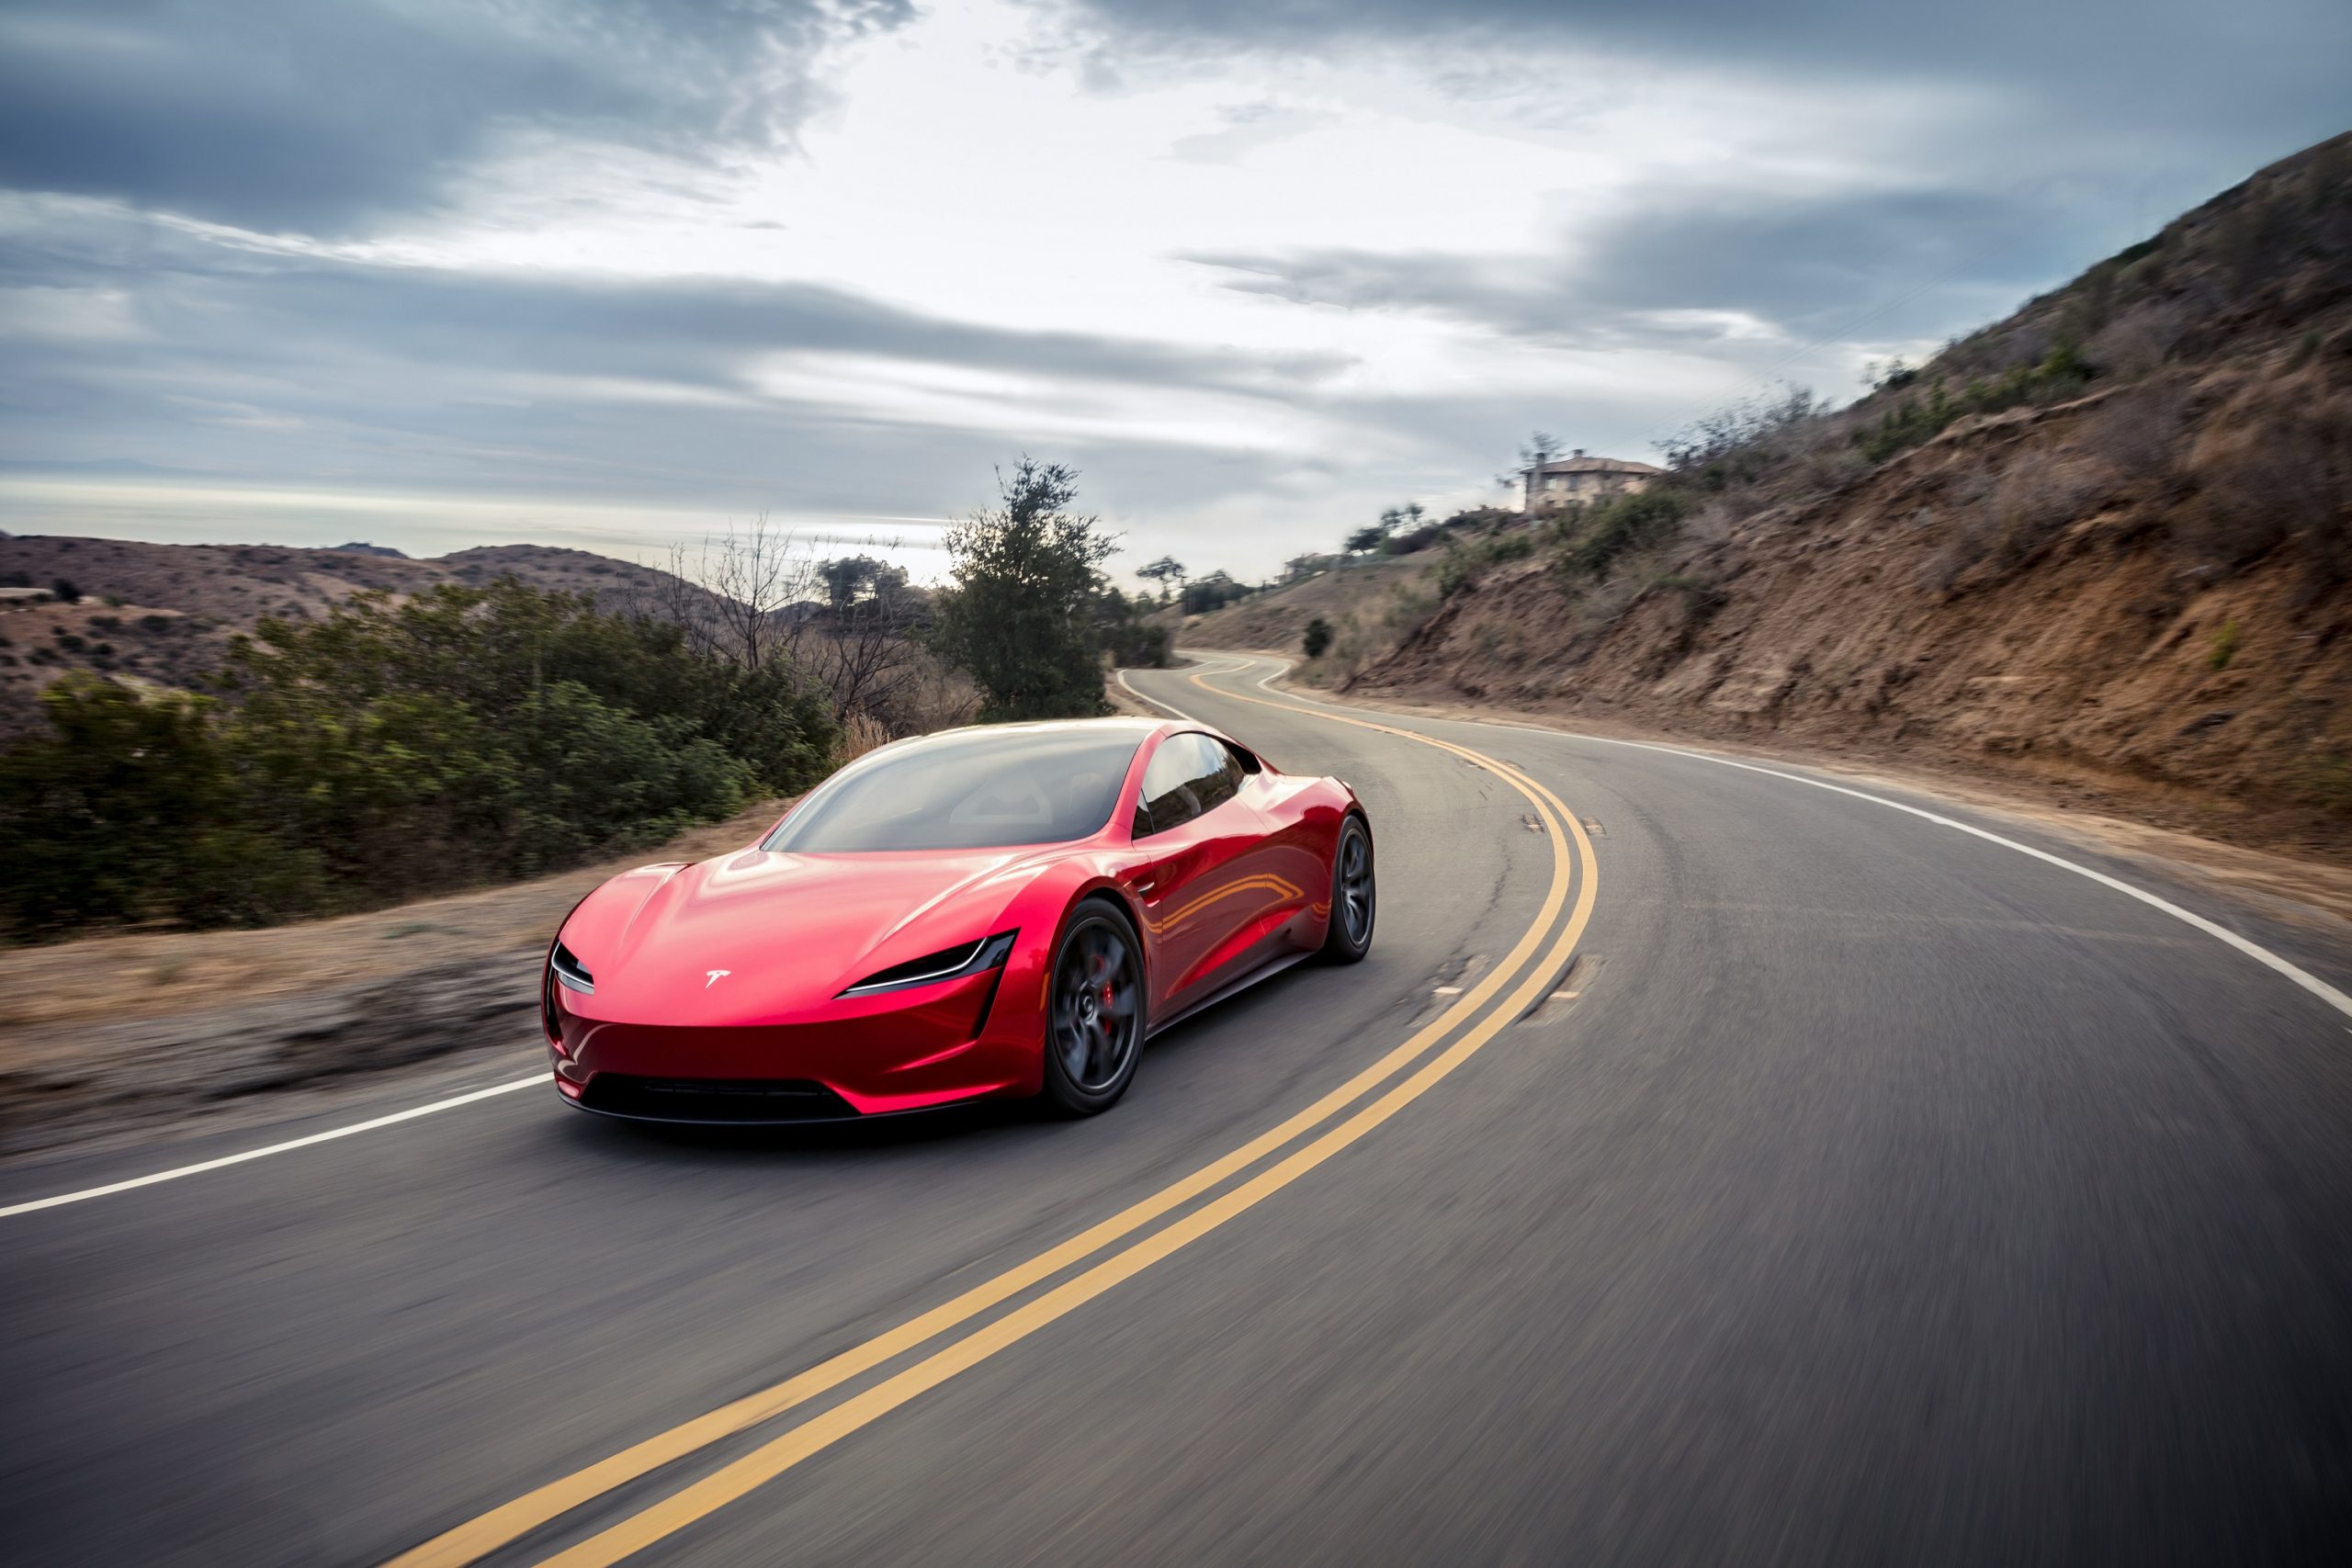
[1320, 814, 1375, 964]
[1040, 899, 1147, 1116]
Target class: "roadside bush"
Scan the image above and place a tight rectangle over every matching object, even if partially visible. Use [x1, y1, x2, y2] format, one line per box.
[1302, 617, 1333, 659]
[0, 581, 837, 941]
[1104, 618, 1172, 668]
[1555, 489, 1694, 579]
[0, 677, 322, 932]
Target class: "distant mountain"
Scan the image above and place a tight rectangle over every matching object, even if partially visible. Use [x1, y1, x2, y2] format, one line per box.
[0, 536, 724, 736]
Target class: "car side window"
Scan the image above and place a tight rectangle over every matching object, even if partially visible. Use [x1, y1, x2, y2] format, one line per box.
[1135, 734, 1238, 837]
[1136, 735, 1201, 837]
[1193, 737, 1245, 814]
[1215, 739, 1253, 793]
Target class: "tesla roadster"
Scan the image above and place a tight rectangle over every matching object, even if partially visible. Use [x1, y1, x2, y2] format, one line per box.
[543, 716, 1374, 1121]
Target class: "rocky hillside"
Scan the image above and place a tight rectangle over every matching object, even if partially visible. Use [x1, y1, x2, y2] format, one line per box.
[0, 536, 716, 735]
[1340, 133, 2352, 857]
[1179, 552, 1441, 664]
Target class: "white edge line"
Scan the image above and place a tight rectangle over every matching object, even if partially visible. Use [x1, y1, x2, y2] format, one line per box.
[1114, 665, 1200, 721]
[0, 1075, 544, 1220]
[1224, 652, 2352, 1025]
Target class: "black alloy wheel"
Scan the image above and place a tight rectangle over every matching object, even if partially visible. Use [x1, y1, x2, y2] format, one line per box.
[1322, 815, 1375, 964]
[1043, 904, 1145, 1114]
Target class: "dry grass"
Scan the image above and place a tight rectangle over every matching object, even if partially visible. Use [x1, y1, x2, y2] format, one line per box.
[2176, 387, 2352, 582]
[835, 710, 894, 764]
[1988, 451, 2109, 567]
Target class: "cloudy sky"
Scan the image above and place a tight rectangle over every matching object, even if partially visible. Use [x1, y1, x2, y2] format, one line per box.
[1, 0, 2345, 581]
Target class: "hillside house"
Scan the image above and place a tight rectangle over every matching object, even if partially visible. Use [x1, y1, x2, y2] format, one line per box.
[1521, 450, 1663, 511]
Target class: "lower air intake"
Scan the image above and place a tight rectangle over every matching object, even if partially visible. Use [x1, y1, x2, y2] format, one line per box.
[581, 1076, 858, 1122]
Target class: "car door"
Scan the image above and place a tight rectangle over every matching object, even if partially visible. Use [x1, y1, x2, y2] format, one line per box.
[1128, 732, 1280, 1010]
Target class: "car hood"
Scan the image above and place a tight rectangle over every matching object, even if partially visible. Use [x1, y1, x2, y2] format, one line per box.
[564, 845, 1051, 1022]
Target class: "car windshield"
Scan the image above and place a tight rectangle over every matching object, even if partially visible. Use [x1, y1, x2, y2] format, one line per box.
[763, 727, 1147, 852]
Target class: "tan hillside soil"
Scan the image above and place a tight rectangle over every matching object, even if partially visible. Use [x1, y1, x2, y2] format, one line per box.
[1346, 348, 2352, 872]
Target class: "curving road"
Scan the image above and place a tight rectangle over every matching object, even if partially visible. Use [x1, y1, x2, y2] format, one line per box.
[5, 652, 2351, 1565]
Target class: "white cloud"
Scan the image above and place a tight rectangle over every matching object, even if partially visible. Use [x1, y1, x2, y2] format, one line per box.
[1, 0, 2340, 579]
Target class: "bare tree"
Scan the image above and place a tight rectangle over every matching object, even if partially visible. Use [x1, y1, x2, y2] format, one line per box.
[802, 561, 923, 726]
[1498, 431, 1563, 496]
[626, 516, 931, 729]
[699, 512, 812, 672]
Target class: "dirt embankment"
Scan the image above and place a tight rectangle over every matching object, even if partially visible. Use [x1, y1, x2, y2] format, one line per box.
[1354, 344, 2352, 862]
[1179, 554, 1442, 672]
[0, 800, 787, 1160]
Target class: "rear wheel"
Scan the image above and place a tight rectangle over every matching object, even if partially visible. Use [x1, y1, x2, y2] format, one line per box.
[1041, 902, 1145, 1115]
[1320, 815, 1375, 964]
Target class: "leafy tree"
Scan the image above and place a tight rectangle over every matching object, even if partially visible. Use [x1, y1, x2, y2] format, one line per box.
[928, 458, 1118, 721]
[819, 554, 884, 614]
[1095, 585, 1171, 669]
[1345, 525, 1391, 557]
[1178, 570, 1251, 615]
[1136, 556, 1186, 604]
[1302, 617, 1333, 660]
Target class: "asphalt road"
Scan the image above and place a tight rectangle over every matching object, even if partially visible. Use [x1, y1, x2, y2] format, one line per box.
[6, 653, 2352, 1566]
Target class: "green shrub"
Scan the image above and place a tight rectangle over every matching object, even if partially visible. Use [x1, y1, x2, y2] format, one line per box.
[2209, 620, 2240, 671]
[1857, 343, 2098, 463]
[1302, 617, 1333, 659]
[1555, 489, 1693, 578]
[1437, 529, 1538, 597]
[0, 580, 836, 940]
[1105, 620, 1172, 668]
[0, 677, 322, 932]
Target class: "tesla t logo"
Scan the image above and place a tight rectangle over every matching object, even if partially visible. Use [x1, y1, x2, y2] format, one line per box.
[705, 969, 730, 988]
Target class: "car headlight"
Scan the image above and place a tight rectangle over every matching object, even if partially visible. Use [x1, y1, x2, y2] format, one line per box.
[550, 941, 595, 994]
[840, 931, 1016, 998]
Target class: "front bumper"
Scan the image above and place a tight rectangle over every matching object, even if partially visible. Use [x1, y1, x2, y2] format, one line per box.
[545, 966, 1041, 1118]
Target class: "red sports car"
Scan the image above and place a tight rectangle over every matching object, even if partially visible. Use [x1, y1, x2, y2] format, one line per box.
[543, 716, 1374, 1120]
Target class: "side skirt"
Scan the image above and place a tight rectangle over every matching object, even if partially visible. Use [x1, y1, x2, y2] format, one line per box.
[1145, 947, 1317, 1041]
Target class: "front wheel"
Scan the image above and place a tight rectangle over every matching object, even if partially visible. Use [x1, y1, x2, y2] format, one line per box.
[1320, 815, 1375, 964]
[1041, 903, 1146, 1115]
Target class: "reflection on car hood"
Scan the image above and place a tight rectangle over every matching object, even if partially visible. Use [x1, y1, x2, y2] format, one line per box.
[575, 845, 1048, 1021]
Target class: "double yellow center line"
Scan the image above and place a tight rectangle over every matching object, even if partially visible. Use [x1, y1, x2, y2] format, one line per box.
[391, 665, 1598, 1568]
